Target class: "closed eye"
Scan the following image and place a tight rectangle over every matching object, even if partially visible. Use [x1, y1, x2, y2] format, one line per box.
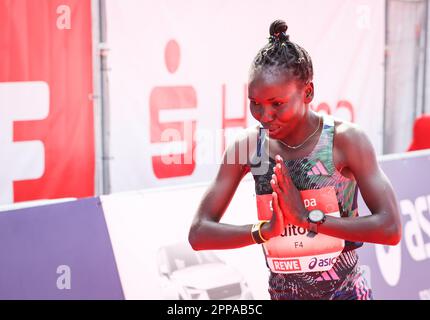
[250, 100, 285, 107]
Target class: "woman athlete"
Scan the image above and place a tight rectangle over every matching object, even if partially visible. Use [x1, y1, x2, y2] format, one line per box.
[188, 20, 401, 300]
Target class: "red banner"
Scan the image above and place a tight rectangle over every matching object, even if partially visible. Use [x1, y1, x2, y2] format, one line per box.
[0, 0, 94, 203]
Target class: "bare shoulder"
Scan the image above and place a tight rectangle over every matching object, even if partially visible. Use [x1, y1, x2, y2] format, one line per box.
[333, 117, 378, 176]
[222, 124, 260, 168]
[333, 118, 374, 153]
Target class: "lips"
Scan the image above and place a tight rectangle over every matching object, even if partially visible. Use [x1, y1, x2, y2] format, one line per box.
[263, 125, 281, 130]
[263, 126, 282, 134]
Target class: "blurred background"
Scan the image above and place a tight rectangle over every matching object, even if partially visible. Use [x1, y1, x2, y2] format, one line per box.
[0, 0, 429, 300]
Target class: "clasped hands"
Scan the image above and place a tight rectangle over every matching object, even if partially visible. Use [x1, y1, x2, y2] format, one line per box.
[261, 155, 308, 239]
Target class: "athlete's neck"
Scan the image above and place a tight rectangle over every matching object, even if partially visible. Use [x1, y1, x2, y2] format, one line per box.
[279, 109, 321, 147]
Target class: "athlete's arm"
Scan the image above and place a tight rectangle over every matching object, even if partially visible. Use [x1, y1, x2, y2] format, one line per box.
[317, 124, 402, 245]
[272, 123, 402, 245]
[188, 129, 284, 250]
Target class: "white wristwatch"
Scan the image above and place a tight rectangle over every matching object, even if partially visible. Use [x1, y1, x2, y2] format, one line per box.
[307, 209, 326, 237]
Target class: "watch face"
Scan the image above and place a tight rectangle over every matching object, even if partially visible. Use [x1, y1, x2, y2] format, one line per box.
[308, 210, 325, 223]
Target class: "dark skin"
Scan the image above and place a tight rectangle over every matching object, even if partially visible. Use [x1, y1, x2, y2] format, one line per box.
[188, 67, 402, 250]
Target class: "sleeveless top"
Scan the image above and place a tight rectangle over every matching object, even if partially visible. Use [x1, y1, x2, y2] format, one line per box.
[248, 113, 365, 299]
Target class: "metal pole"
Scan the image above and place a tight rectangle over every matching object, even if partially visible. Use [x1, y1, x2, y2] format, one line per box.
[99, 0, 111, 194]
[412, 3, 422, 124]
[91, 0, 103, 195]
[383, 0, 390, 154]
[422, 0, 429, 115]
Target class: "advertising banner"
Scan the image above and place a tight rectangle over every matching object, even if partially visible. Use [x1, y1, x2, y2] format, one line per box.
[357, 151, 430, 300]
[0, 197, 123, 299]
[0, 0, 95, 204]
[105, 0, 385, 192]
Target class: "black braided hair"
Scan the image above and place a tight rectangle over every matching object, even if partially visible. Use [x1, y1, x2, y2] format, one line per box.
[251, 19, 313, 86]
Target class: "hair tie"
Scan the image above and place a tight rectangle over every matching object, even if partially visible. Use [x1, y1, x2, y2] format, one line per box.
[271, 31, 290, 43]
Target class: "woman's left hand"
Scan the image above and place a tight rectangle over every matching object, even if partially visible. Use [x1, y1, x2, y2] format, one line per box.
[270, 154, 308, 228]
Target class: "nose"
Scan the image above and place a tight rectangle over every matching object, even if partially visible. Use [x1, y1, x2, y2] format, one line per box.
[260, 105, 275, 123]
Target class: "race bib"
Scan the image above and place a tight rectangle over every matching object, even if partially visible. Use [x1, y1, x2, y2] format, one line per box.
[256, 186, 345, 274]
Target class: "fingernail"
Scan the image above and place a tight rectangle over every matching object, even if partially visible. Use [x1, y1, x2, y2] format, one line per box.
[277, 164, 281, 169]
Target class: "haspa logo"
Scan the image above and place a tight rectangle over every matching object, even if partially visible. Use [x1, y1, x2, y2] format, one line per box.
[308, 257, 337, 270]
[272, 259, 301, 272]
[303, 198, 317, 208]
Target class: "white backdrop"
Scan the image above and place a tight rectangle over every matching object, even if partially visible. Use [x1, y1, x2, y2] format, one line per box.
[105, 0, 385, 192]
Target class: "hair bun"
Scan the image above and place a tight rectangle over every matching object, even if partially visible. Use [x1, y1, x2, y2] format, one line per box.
[269, 20, 288, 35]
[269, 20, 289, 43]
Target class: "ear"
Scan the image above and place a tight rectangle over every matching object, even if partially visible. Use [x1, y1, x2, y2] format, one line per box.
[304, 82, 314, 104]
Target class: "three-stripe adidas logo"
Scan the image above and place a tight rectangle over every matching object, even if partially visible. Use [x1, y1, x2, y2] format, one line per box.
[307, 160, 329, 176]
[315, 268, 340, 281]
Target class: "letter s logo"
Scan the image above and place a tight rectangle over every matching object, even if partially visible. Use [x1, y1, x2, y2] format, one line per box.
[309, 257, 317, 270]
[0, 82, 48, 204]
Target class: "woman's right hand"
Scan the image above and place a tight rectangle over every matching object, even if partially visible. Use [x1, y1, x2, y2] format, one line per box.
[260, 191, 286, 240]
